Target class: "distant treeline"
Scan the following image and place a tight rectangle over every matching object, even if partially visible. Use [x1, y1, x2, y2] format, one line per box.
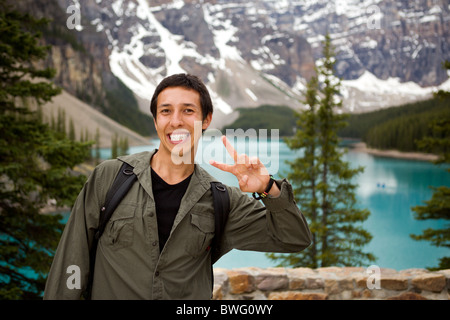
[223, 98, 450, 153]
[222, 104, 296, 137]
[76, 76, 156, 138]
[42, 106, 130, 163]
[102, 79, 156, 138]
[339, 96, 450, 152]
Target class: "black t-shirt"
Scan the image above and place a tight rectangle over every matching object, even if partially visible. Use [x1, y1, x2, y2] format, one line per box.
[151, 168, 192, 253]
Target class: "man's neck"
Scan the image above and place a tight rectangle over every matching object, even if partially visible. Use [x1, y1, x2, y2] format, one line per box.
[150, 149, 195, 185]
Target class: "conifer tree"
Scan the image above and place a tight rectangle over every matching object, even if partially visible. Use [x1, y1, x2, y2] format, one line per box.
[410, 61, 450, 270]
[0, 1, 91, 299]
[95, 127, 101, 164]
[111, 132, 118, 159]
[268, 34, 375, 268]
[69, 118, 76, 141]
[119, 136, 129, 156]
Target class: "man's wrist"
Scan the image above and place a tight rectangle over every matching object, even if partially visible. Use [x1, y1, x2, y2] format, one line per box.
[267, 180, 281, 197]
[252, 175, 276, 200]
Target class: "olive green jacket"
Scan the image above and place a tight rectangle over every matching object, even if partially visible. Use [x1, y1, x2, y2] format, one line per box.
[44, 150, 312, 300]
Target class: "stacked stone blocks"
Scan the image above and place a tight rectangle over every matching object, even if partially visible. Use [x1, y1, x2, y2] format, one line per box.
[212, 267, 450, 300]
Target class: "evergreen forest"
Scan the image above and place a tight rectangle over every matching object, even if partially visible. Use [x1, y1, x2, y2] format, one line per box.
[225, 96, 450, 155]
[339, 96, 450, 152]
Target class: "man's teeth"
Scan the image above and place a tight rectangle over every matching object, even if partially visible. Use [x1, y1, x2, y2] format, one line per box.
[170, 133, 189, 142]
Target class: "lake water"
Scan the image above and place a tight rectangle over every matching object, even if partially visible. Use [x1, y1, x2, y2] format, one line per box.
[102, 136, 448, 271]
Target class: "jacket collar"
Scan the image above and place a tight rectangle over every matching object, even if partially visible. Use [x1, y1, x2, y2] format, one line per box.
[119, 149, 216, 231]
[118, 149, 215, 196]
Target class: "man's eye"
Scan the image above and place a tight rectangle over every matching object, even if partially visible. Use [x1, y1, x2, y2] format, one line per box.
[184, 109, 194, 113]
[160, 109, 170, 114]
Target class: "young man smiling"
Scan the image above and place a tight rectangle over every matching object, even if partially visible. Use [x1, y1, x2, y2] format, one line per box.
[44, 74, 312, 300]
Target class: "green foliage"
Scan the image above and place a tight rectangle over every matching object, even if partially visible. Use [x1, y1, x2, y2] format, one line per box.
[111, 133, 129, 159]
[101, 78, 156, 137]
[0, 2, 91, 299]
[223, 104, 297, 137]
[339, 96, 450, 152]
[267, 34, 375, 268]
[410, 168, 450, 271]
[410, 62, 450, 270]
[365, 104, 449, 152]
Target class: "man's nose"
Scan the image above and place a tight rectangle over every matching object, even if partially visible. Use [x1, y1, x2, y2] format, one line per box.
[170, 110, 183, 127]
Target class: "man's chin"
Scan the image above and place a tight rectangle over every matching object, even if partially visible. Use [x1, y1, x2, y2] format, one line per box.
[170, 143, 195, 165]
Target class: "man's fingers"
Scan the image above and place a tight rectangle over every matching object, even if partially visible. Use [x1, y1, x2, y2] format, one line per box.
[222, 135, 238, 162]
[238, 175, 249, 190]
[237, 153, 249, 165]
[249, 156, 259, 169]
[209, 159, 234, 173]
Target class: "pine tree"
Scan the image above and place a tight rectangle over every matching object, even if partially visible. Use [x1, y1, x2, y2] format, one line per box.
[0, 1, 91, 299]
[95, 127, 101, 164]
[69, 118, 76, 141]
[111, 132, 118, 159]
[119, 136, 129, 156]
[410, 61, 450, 270]
[268, 34, 375, 268]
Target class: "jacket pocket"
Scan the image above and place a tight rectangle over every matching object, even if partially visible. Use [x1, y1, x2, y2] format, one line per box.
[106, 203, 136, 249]
[185, 212, 215, 258]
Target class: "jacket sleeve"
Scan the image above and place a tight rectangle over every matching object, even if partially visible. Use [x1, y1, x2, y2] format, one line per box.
[221, 178, 312, 254]
[43, 165, 106, 300]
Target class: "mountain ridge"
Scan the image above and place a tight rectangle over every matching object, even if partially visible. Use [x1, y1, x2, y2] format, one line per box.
[9, 0, 450, 135]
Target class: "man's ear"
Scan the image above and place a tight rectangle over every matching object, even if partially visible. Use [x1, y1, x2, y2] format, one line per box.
[202, 112, 212, 130]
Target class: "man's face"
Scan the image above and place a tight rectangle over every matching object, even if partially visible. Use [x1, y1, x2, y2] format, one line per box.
[153, 86, 211, 162]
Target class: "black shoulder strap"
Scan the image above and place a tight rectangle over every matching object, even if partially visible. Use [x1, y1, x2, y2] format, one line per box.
[85, 161, 137, 300]
[210, 181, 230, 265]
[96, 162, 137, 240]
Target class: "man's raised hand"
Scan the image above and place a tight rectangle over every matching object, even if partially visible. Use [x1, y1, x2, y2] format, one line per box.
[209, 136, 279, 196]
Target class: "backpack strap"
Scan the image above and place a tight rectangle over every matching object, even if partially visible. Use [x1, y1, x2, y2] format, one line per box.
[84, 161, 137, 300]
[96, 162, 137, 240]
[210, 181, 230, 265]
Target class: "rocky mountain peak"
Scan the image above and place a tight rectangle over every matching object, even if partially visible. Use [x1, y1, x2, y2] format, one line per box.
[12, 0, 450, 129]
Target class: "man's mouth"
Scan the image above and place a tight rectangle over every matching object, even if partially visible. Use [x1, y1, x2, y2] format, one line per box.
[168, 131, 190, 144]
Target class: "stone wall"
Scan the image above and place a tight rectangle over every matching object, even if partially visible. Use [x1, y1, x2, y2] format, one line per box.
[212, 267, 450, 300]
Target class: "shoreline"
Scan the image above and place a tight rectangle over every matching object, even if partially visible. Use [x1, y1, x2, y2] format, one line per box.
[348, 142, 439, 162]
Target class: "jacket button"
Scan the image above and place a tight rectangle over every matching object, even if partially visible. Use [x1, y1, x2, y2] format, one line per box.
[152, 241, 157, 246]
[155, 271, 160, 276]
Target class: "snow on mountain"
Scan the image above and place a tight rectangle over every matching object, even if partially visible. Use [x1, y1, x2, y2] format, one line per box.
[341, 71, 438, 112]
[73, 0, 449, 127]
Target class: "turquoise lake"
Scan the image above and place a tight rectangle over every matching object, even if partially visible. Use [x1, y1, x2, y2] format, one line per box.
[100, 136, 448, 271]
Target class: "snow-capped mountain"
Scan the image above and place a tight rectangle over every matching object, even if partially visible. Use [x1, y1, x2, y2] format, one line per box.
[34, 0, 450, 127]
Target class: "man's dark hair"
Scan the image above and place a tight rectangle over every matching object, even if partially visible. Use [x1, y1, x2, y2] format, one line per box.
[150, 73, 214, 121]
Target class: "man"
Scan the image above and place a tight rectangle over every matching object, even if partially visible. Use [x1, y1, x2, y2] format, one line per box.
[44, 74, 312, 300]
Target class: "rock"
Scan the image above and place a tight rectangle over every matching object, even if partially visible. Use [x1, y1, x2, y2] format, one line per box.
[305, 274, 325, 290]
[287, 268, 315, 290]
[380, 275, 409, 291]
[324, 278, 341, 295]
[387, 292, 427, 300]
[213, 267, 448, 300]
[255, 268, 289, 291]
[411, 273, 447, 293]
[268, 291, 328, 300]
[212, 284, 223, 300]
[225, 269, 255, 295]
